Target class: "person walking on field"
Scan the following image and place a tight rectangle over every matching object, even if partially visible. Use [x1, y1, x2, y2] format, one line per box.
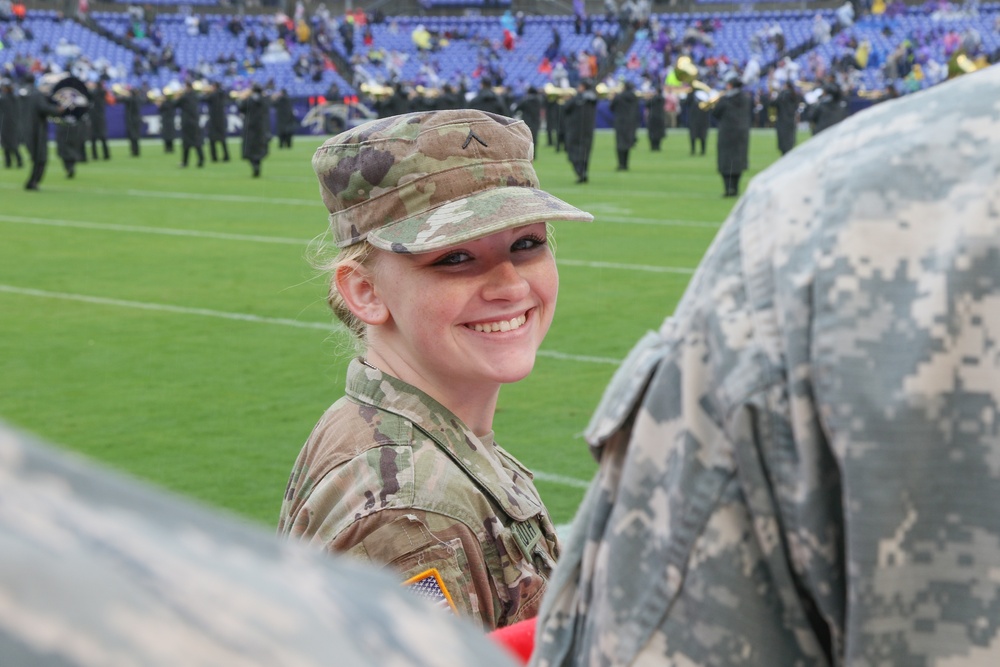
[0, 78, 24, 168]
[237, 84, 271, 177]
[178, 81, 205, 168]
[88, 78, 111, 160]
[122, 84, 144, 157]
[562, 80, 598, 183]
[273, 89, 297, 149]
[23, 77, 66, 190]
[610, 80, 639, 170]
[206, 81, 230, 162]
[772, 79, 801, 155]
[646, 86, 666, 151]
[711, 71, 752, 197]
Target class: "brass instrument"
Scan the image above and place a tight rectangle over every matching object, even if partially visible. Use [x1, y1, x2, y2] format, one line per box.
[543, 82, 576, 101]
[947, 50, 986, 79]
[360, 82, 395, 99]
[693, 81, 722, 111]
[149, 82, 183, 103]
[111, 82, 132, 98]
[412, 85, 441, 99]
[595, 82, 621, 99]
[673, 56, 722, 110]
[229, 87, 254, 100]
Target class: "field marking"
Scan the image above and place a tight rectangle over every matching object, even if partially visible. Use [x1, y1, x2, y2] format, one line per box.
[0, 214, 700, 274]
[0, 284, 336, 331]
[0, 283, 604, 490]
[590, 216, 722, 228]
[558, 258, 695, 275]
[0, 284, 623, 367]
[533, 471, 592, 489]
[0, 214, 307, 245]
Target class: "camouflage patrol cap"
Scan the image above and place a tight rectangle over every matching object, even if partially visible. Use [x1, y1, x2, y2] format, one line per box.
[312, 109, 594, 253]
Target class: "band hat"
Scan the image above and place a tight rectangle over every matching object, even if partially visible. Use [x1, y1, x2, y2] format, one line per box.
[312, 109, 594, 254]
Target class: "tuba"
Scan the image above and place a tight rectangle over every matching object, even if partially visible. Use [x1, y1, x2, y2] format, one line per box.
[674, 56, 722, 110]
[360, 82, 395, 99]
[543, 82, 576, 101]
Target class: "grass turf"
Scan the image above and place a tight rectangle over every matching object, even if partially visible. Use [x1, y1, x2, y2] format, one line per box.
[0, 125, 799, 526]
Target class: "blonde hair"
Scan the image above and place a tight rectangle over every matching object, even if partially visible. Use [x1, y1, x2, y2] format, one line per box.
[309, 236, 378, 350]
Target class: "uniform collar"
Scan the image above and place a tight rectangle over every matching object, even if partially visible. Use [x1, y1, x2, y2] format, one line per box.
[344, 358, 544, 521]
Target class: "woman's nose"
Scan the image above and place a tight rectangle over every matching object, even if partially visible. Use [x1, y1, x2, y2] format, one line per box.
[481, 260, 530, 301]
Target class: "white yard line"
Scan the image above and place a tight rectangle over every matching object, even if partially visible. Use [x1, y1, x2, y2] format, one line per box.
[0, 214, 701, 274]
[0, 283, 600, 490]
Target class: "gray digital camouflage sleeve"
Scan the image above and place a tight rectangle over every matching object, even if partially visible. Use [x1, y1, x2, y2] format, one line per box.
[532, 66, 1000, 667]
[0, 422, 518, 667]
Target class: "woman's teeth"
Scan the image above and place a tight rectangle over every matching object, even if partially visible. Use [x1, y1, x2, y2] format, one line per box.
[469, 313, 527, 333]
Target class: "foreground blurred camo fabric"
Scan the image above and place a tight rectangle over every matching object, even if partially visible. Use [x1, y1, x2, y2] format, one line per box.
[533, 66, 1000, 666]
[0, 421, 516, 667]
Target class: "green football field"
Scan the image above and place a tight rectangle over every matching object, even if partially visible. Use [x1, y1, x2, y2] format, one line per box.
[0, 126, 799, 527]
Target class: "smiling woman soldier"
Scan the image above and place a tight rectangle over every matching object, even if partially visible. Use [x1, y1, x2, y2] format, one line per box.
[277, 109, 592, 631]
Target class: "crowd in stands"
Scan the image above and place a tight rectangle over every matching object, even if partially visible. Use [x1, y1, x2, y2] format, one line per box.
[1, 0, 997, 132]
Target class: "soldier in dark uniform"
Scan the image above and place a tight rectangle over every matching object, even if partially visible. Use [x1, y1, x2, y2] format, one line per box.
[562, 80, 598, 183]
[610, 80, 639, 171]
[772, 80, 801, 155]
[0, 78, 23, 168]
[646, 87, 666, 151]
[237, 84, 270, 177]
[804, 79, 848, 136]
[468, 78, 510, 116]
[408, 88, 437, 113]
[545, 93, 563, 151]
[55, 116, 85, 178]
[374, 83, 409, 119]
[511, 86, 543, 153]
[682, 87, 710, 156]
[711, 72, 752, 197]
[434, 83, 462, 110]
[23, 80, 65, 190]
[88, 79, 110, 160]
[157, 92, 177, 154]
[206, 81, 230, 161]
[123, 84, 144, 157]
[177, 81, 205, 168]
[273, 89, 297, 148]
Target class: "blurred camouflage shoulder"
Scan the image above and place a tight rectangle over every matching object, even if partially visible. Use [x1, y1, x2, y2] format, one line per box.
[0, 421, 516, 667]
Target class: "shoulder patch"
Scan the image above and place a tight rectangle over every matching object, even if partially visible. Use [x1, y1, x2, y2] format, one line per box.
[403, 568, 458, 615]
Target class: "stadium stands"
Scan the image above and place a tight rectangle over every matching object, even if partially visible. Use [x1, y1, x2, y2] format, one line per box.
[1, 1, 997, 117]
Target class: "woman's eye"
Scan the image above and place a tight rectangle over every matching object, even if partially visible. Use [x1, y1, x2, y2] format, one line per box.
[432, 251, 471, 266]
[512, 234, 548, 252]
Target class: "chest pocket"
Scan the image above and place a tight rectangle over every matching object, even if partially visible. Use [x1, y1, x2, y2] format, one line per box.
[495, 516, 555, 624]
[584, 331, 668, 455]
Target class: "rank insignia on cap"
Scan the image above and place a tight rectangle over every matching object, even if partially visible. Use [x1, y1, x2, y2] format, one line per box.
[403, 568, 458, 615]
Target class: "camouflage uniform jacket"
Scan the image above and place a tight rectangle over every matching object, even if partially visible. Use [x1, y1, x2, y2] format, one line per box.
[533, 66, 1000, 666]
[279, 359, 560, 630]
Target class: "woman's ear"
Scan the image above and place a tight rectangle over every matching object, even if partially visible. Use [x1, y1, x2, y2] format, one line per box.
[335, 260, 389, 325]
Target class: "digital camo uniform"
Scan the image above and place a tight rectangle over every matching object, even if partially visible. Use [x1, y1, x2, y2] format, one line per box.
[532, 66, 1000, 666]
[278, 359, 561, 631]
[0, 421, 519, 667]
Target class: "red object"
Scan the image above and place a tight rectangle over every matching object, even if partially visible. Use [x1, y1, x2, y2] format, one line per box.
[489, 618, 535, 665]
